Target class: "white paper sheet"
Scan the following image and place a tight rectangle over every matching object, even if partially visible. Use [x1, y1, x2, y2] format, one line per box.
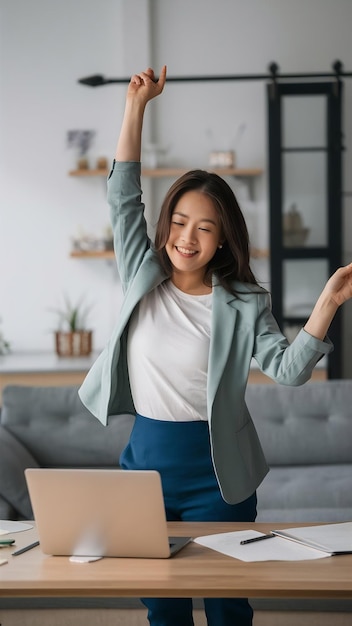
[273, 521, 352, 554]
[194, 530, 330, 562]
[0, 521, 33, 534]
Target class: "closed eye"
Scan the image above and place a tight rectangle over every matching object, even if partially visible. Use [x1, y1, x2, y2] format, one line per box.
[199, 227, 211, 232]
[172, 221, 184, 226]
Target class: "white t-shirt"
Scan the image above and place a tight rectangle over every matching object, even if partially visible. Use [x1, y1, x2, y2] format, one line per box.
[127, 280, 212, 421]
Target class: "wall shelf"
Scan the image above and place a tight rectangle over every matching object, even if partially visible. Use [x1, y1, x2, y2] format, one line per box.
[69, 168, 109, 177]
[70, 250, 114, 259]
[70, 248, 269, 260]
[69, 166, 263, 178]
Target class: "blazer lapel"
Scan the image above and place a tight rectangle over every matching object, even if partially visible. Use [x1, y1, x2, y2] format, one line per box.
[110, 252, 167, 345]
[207, 285, 238, 412]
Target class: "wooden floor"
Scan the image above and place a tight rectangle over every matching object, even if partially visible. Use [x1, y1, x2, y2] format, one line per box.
[0, 608, 351, 626]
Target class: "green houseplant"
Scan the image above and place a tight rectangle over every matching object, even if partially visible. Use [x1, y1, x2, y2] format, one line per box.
[0, 317, 10, 355]
[51, 295, 93, 357]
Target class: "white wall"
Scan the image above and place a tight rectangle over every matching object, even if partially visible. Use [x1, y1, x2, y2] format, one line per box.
[1, 0, 352, 372]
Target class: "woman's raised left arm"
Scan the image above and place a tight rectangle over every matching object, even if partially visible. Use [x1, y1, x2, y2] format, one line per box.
[304, 262, 352, 340]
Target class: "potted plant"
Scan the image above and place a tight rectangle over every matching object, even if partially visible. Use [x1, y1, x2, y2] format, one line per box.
[0, 317, 10, 355]
[51, 295, 93, 357]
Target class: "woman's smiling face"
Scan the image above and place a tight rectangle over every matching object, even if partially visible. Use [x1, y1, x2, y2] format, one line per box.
[165, 190, 223, 287]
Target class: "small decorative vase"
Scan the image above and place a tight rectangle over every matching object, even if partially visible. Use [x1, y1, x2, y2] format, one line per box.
[55, 331, 92, 357]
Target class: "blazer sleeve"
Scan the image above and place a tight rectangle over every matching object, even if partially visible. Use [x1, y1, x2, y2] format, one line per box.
[253, 292, 333, 385]
[107, 160, 151, 292]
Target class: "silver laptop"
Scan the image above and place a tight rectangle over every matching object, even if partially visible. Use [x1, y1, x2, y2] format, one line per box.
[25, 468, 192, 558]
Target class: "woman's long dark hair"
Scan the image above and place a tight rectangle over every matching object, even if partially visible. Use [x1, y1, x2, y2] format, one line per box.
[154, 169, 259, 295]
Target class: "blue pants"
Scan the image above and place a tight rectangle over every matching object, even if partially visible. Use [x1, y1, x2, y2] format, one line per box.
[120, 414, 257, 626]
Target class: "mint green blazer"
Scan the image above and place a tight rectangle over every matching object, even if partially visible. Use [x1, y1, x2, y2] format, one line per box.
[79, 162, 333, 504]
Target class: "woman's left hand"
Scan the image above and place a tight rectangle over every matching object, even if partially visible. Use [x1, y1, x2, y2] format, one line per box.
[304, 263, 352, 340]
[323, 263, 352, 307]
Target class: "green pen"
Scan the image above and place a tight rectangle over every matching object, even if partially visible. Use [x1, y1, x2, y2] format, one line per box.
[0, 539, 15, 546]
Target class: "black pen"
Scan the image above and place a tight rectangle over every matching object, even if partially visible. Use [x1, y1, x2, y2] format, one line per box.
[240, 533, 274, 545]
[12, 541, 40, 556]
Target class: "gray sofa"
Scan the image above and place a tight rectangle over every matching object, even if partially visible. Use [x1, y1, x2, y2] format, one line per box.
[0, 385, 134, 520]
[247, 380, 352, 523]
[1, 380, 352, 625]
[1, 380, 352, 523]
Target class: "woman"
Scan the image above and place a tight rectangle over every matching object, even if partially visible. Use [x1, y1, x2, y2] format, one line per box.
[79, 66, 352, 626]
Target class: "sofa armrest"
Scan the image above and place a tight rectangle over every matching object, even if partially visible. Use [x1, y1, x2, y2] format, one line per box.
[0, 425, 39, 519]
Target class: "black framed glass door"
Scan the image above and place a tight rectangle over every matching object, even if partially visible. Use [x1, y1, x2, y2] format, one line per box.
[268, 80, 343, 378]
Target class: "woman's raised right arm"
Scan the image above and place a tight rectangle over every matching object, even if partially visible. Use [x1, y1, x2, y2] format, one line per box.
[108, 67, 166, 290]
[115, 66, 167, 162]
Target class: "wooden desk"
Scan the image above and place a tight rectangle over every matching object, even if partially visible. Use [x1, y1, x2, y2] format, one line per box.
[1, 522, 351, 600]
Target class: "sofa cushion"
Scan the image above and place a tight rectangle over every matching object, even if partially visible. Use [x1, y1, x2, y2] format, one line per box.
[1, 386, 134, 468]
[256, 464, 352, 522]
[246, 380, 352, 465]
[0, 425, 38, 518]
[0, 493, 18, 520]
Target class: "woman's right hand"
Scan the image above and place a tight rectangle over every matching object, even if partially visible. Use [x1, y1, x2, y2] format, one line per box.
[115, 66, 167, 162]
[126, 66, 167, 106]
